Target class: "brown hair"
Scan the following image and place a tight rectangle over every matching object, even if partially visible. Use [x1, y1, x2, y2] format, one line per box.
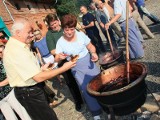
[45, 13, 58, 26]
[61, 14, 77, 29]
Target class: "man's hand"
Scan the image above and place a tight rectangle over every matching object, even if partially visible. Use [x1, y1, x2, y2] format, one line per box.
[105, 22, 111, 30]
[100, 22, 105, 29]
[62, 61, 76, 71]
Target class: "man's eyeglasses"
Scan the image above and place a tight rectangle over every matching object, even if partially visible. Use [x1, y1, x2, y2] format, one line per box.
[0, 45, 5, 50]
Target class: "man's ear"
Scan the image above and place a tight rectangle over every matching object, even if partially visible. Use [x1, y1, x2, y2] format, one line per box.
[16, 30, 21, 37]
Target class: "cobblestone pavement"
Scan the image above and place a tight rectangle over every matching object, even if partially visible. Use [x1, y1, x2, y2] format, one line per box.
[47, 0, 160, 119]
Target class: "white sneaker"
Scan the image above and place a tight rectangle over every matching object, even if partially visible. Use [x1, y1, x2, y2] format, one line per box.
[93, 115, 101, 120]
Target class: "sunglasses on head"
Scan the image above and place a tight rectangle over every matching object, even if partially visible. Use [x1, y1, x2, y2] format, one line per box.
[0, 35, 5, 39]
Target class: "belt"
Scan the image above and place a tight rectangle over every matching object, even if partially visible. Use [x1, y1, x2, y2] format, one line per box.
[118, 17, 133, 24]
[14, 83, 44, 91]
[42, 53, 51, 57]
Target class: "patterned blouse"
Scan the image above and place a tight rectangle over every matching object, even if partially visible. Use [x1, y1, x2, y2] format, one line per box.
[0, 60, 12, 100]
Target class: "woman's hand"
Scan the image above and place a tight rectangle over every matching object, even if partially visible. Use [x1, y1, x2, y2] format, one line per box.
[56, 53, 68, 61]
[91, 52, 98, 62]
[41, 63, 50, 71]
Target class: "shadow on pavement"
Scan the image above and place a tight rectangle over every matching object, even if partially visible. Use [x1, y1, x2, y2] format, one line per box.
[145, 80, 160, 93]
[141, 62, 160, 77]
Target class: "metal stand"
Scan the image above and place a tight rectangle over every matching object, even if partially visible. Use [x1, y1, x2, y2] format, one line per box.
[147, 87, 160, 109]
[108, 106, 116, 120]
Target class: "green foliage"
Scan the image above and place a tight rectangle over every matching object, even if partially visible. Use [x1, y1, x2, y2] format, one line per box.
[53, 0, 90, 18]
[76, 0, 90, 8]
[54, 0, 76, 17]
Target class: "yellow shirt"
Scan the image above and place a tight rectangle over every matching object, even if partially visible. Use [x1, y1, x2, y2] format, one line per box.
[3, 37, 41, 87]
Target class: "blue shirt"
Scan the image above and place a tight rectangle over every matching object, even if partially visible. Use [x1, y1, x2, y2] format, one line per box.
[34, 37, 51, 57]
[136, 0, 145, 7]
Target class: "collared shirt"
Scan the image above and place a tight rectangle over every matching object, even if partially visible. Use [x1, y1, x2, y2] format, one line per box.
[46, 28, 63, 52]
[114, 0, 131, 23]
[135, 0, 145, 7]
[3, 37, 41, 87]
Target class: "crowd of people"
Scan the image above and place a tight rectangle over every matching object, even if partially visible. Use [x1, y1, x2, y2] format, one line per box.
[0, 0, 159, 120]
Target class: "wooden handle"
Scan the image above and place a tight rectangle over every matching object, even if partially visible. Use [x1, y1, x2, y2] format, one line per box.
[126, 0, 130, 83]
[36, 47, 44, 66]
[106, 30, 115, 57]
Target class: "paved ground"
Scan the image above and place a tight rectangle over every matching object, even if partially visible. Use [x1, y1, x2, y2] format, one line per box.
[46, 0, 160, 119]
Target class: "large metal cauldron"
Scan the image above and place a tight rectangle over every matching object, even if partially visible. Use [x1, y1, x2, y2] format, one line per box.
[87, 62, 147, 116]
[99, 50, 124, 70]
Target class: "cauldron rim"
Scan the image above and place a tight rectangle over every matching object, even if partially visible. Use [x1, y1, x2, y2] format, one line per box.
[87, 62, 147, 96]
[99, 50, 123, 65]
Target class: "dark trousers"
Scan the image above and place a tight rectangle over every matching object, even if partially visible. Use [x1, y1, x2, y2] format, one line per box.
[87, 30, 106, 54]
[14, 83, 58, 120]
[59, 60, 83, 105]
[43, 83, 56, 103]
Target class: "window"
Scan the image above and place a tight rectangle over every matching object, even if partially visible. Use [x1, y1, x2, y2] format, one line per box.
[27, 5, 31, 10]
[43, 5, 46, 10]
[49, 6, 52, 10]
[15, 3, 21, 10]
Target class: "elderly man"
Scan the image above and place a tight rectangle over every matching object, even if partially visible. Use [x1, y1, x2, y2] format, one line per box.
[0, 41, 31, 120]
[3, 18, 76, 120]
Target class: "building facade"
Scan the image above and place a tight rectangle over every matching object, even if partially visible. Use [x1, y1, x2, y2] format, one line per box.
[0, 0, 57, 36]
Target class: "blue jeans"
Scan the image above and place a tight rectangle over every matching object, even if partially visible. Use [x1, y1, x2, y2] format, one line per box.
[138, 6, 160, 23]
[71, 53, 102, 116]
[120, 18, 144, 59]
[87, 30, 106, 54]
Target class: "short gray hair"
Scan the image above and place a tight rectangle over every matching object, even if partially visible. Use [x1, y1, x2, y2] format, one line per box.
[10, 18, 29, 36]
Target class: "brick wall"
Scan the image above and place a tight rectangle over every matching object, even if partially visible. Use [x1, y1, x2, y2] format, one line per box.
[0, 0, 56, 36]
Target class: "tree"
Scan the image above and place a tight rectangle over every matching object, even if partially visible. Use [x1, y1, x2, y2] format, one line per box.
[54, 0, 77, 17]
[76, 0, 90, 8]
[53, 0, 90, 18]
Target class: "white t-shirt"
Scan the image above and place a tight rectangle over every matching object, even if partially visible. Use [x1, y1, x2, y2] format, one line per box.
[56, 30, 90, 60]
[114, 0, 131, 23]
